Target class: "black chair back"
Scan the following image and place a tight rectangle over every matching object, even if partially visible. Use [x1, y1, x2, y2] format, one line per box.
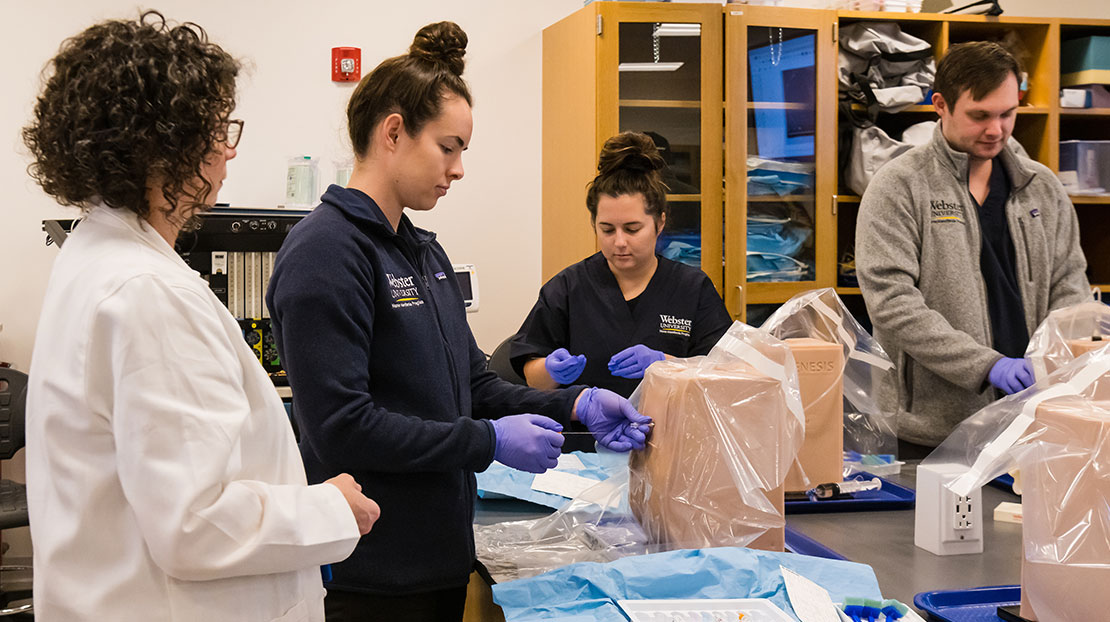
[488, 337, 527, 386]
[0, 370, 27, 461]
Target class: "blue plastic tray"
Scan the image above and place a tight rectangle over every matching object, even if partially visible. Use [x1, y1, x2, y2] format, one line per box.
[988, 474, 1018, 495]
[785, 473, 915, 514]
[913, 586, 1021, 622]
[784, 526, 846, 561]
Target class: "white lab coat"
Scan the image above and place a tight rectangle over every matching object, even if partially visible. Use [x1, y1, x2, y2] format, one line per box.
[26, 206, 360, 621]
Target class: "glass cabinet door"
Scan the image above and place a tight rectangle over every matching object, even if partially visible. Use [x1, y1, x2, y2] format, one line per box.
[599, 4, 723, 290]
[725, 7, 836, 319]
[746, 26, 817, 283]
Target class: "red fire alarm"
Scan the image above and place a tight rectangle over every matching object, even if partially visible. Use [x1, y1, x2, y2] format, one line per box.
[332, 47, 361, 82]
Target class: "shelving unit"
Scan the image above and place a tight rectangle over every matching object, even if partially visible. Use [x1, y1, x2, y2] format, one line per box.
[542, 2, 723, 290]
[833, 10, 1108, 316]
[543, 5, 1109, 321]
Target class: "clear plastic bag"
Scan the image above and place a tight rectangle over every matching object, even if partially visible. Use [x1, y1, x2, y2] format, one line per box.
[474, 322, 805, 580]
[762, 288, 898, 458]
[1026, 300, 1110, 381]
[922, 347, 1110, 622]
[474, 468, 659, 583]
[627, 322, 803, 551]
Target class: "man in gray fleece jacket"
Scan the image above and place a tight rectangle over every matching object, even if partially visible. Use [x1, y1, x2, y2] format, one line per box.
[857, 42, 1090, 453]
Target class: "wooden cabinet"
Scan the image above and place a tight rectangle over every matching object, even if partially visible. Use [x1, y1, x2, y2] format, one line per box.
[724, 6, 839, 319]
[541, 2, 723, 289]
[543, 5, 1110, 320]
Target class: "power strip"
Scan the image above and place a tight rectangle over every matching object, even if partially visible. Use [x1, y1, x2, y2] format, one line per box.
[914, 463, 984, 555]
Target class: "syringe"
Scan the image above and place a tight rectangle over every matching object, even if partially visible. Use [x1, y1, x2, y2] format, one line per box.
[810, 477, 881, 499]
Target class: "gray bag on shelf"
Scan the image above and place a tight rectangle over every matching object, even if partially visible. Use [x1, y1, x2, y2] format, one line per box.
[839, 22, 936, 114]
[846, 120, 935, 196]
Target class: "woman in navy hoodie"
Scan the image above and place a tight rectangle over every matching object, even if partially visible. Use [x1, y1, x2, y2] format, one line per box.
[266, 21, 651, 622]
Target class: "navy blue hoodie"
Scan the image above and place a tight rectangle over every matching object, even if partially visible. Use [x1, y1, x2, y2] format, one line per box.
[267, 185, 582, 595]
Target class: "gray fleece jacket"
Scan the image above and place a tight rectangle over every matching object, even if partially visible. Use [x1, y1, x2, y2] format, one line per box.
[856, 123, 1090, 446]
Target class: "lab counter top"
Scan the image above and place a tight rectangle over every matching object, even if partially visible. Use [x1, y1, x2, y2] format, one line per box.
[472, 461, 1025, 612]
[787, 463, 1023, 605]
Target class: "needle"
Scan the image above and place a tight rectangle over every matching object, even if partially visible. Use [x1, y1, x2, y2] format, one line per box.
[559, 422, 654, 435]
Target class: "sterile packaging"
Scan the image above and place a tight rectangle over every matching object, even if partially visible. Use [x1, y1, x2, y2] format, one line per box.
[629, 322, 804, 552]
[783, 338, 844, 491]
[762, 288, 899, 461]
[285, 156, 318, 208]
[923, 346, 1110, 622]
[473, 468, 635, 583]
[490, 545, 884, 622]
[1026, 300, 1110, 380]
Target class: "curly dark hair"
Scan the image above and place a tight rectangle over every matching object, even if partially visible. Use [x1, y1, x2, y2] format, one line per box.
[586, 131, 670, 226]
[22, 10, 240, 219]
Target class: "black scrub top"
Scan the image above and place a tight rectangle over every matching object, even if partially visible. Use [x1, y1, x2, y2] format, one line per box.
[509, 253, 733, 448]
[973, 157, 1028, 359]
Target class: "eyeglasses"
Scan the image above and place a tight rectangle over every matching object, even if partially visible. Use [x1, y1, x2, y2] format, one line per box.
[217, 119, 244, 149]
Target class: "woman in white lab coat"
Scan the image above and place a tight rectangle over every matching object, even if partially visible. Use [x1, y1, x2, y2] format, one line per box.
[21, 12, 378, 622]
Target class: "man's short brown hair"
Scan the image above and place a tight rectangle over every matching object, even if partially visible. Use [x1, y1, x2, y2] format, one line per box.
[934, 41, 1021, 107]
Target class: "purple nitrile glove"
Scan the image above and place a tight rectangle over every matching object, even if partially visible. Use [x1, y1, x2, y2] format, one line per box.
[545, 348, 587, 384]
[575, 387, 653, 452]
[608, 344, 666, 379]
[490, 414, 565, 474]
[989, 357, 1035, 395]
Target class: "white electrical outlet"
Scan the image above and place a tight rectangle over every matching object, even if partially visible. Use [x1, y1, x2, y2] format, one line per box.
[945, 492, 976, 538]
[915, 463, 984, 555]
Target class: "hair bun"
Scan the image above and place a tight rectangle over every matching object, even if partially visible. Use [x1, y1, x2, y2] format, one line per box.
[410, 21, 467, 76]
[621, 153, 657, 174]
[596, 132, 666, 178]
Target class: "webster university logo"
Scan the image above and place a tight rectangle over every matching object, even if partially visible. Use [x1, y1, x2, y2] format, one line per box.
[930, 199, 965, 224]
[386, 272, 424, 309]
[658, 314, 692, 337]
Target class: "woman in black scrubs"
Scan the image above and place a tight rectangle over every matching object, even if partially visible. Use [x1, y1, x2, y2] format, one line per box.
[510, 132, 732, 449]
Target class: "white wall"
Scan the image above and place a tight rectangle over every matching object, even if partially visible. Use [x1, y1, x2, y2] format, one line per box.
[0, 0, 582, 373]
[929, 0, 1107, 17]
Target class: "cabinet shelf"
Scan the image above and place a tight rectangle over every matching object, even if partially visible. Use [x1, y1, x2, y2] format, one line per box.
[747, 102, 812, 110]
[835, 287, 862, 296]
[747, 195, 814, 203]
[837, 195, 862, 203]
[849, 103, 935, 113]
[667, 194, 702, 202]
[619, 99, 701, 109]
[847, 104, 1050, 114]
[1070, 195, 1110, 204]
[1061, 108, 1110, 116]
